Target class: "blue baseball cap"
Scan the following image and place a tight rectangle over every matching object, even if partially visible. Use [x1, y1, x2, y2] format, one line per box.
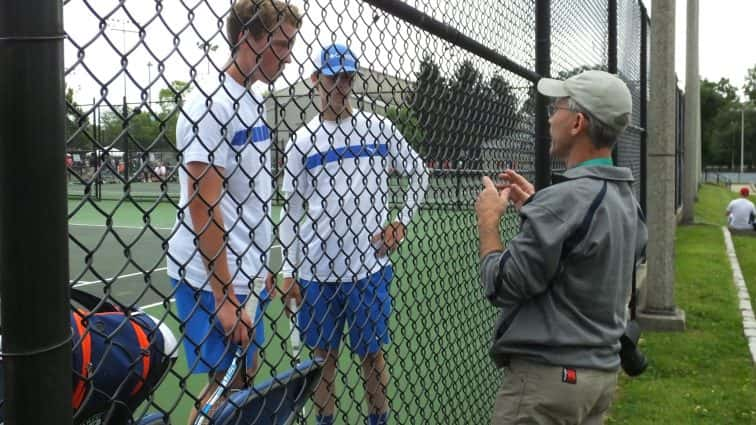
[312, 43, 359, 76]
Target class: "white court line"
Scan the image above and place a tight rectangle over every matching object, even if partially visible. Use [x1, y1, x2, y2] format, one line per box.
[69, 222, 174, 231]
[72, 267, 169, 287]
[70, 245, 282, 287]
[140, 298, 176, 310]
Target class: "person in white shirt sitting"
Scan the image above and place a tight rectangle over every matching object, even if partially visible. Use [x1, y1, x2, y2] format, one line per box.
[726, 187, 756, 231]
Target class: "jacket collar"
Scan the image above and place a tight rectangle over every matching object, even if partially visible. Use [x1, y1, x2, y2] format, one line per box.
[551, 165, 635, 185]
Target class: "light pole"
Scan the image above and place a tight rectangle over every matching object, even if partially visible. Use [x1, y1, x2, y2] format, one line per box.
[197, 41, 219, 75]
[736, 105, 755, 184]
[147, 61, 153, 103]
[107, 17, 138, 180]
[741, 107, 744, 183]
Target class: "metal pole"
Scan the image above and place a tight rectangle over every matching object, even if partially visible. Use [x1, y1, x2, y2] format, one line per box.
[147, 61, 153, 103]
[123, 96, 130, 181]
[534, 0, 551, 189]
[108, 18, 136, 182]
[640, 2, 649, 213]
[92, 97, 98, 200]
[0, 1, 72, 424]
[608, 0, 617, 74]
[608, 0, 619, 165]
[741, 107, 744, 183]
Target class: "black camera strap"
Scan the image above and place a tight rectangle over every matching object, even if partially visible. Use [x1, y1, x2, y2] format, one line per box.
[630, 202, 646, 322]
[629, 261, 638, 320]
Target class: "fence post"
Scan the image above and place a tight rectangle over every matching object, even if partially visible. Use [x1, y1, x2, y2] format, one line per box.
[0, 1, 73, 424]
[682, 0, 700, 223]
[640, 2, 648, 213]
[608, 0, 618, 166]
[639, 0, 686, 332]
[534, 0, 551, 189]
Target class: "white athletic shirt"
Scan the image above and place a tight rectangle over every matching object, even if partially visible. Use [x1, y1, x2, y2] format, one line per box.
[167, 75, 273, 295]
[280, 111, 429, 282]
[727, 197, 756, 230]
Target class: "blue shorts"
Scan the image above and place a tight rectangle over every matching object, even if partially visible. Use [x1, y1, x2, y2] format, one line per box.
[171, 279, 268, 374]
[297, 266, 393, 357]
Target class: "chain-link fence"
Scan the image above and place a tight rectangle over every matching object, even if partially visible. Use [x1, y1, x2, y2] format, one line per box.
[2, 0, 668, 424]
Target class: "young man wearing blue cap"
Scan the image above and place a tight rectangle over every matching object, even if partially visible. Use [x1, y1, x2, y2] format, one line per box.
[476, 70, 648, 424]
[278, 43, 429, 425]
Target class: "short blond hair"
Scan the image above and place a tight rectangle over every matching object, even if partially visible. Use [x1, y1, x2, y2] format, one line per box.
[226, 0, 302, 48]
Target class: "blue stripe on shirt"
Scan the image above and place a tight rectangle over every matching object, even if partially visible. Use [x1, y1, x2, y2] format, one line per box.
[305, 144, 389, 170]
[231, 125, 271, 146]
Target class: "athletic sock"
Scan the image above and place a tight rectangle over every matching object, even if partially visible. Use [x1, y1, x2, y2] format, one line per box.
[316, 414, 335, 425]
[367, 412, 388, 425]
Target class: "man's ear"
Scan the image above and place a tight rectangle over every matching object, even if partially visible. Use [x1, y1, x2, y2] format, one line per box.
[572, 112, 588, 136]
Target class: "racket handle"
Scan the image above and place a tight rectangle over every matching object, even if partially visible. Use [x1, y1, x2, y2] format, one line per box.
[194, 347, 242, 425]
[288, 299, 302, 356]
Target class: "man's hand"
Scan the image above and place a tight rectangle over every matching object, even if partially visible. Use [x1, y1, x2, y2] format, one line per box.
[476, 176, 510, 225]
[372, 221, 406, 258]
[476, 176, 508, 258]
[499, 169, 535, 211]
[265, 272, 276, 298]
[279, 276, 303, 317]
[215, 296, 253, 347]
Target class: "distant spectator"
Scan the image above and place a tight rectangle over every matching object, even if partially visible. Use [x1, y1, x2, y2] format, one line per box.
[726, 187, 756, 231]
[65, 154, 74, 182]
[157, 162, 167, 181]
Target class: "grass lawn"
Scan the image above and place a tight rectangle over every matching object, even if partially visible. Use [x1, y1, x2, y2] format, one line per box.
[608, 184, 756, 424]
[695, 183, 756, 225]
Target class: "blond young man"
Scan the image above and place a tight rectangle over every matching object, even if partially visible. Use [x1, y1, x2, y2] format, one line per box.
[166, 1, 301, 422]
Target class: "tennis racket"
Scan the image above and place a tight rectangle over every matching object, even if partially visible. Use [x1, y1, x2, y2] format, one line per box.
[193, 347, 242, 425]
[193, 290, 262, 425]
[288, 298, 307, 423]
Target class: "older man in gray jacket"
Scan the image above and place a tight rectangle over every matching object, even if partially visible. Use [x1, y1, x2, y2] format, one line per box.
[475, 70, 648, 425]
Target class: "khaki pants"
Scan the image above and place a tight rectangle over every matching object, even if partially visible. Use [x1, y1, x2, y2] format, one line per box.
[491, 358, 618, 425]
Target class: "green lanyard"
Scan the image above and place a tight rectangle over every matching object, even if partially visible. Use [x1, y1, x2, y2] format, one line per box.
[573, 157, 614, 168]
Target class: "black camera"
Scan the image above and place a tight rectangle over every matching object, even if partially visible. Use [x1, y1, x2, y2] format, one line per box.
[619, 320, 647, 377]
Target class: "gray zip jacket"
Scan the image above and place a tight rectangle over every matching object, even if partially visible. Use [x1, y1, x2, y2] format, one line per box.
[480, 165, 647, 371]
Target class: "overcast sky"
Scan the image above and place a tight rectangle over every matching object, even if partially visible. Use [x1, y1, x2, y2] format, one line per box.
[62, 0, 756, 106]
[652, 0, 756, 98]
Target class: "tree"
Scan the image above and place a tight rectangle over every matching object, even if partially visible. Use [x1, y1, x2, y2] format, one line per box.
[409, 57, 525, 170]
[156, 80, 191, 148]
[744, 65, 756, 105]
[385, 106, 425, 156]
[700, 78, 740, 166]
[447, 60, 486, 168]
[488, 73, 519, 138]
[158, 80, 190, 116]
[409, 56, 447, 163]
